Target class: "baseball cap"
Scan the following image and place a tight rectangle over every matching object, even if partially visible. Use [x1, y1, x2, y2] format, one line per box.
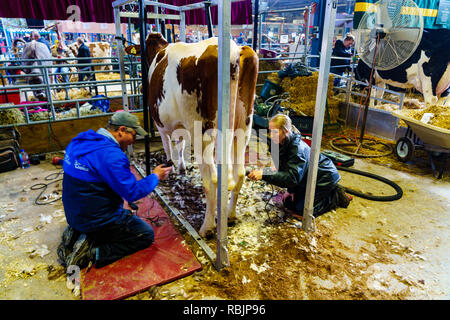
[109, 111, 148, 136]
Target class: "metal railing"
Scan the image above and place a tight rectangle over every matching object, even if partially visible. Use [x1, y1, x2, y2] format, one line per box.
[0, 55, 143, 128]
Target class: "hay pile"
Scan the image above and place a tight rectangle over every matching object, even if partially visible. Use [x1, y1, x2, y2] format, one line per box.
[0, 105, 26, 125]
[275, 72, 339, 122]
[55, 104, 103, 120]
[53, 88, 92, 101]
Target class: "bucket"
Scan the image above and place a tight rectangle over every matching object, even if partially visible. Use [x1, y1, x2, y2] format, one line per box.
[260, 80, 282, 101]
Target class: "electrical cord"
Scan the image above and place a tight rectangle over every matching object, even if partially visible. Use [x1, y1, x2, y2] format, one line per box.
[30, 169, 64, 205]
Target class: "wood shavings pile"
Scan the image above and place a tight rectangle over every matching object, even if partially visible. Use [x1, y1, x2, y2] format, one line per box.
[400, 105, 450, 130]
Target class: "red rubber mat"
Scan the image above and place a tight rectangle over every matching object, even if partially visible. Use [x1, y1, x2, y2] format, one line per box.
[80, 168, 202, 300]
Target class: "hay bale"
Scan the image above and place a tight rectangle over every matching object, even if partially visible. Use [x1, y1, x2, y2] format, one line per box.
[278, 72, 338, 121]
[53, 88, 92, 101]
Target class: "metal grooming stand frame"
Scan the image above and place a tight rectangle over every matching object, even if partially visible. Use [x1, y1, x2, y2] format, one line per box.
[302, 0, 337, 232]
[112, 0, 234, 270]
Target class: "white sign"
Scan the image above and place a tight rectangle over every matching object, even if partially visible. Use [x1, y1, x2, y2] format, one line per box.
[280, 35, 289, 43]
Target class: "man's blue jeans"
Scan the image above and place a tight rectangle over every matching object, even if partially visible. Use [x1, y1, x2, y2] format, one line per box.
[87, 210, 154, 268]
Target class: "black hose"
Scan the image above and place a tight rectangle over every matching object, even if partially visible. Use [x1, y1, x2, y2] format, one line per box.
[337, 166, 403, 201]
[30, 169, 64, 205]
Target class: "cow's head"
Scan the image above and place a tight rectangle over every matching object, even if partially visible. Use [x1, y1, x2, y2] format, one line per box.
[125, 33, 168, 66]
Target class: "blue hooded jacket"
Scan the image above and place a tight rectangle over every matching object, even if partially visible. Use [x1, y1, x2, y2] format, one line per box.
[62, 129, 159, 233]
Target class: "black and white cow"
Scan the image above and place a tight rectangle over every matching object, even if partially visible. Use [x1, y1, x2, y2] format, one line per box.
[355, 29, 450, 105]
[21, 40, 54, 99]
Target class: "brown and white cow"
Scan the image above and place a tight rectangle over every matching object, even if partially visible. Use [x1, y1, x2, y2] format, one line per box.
[126, 33, 259, 237]
[51, 41, 112, 71]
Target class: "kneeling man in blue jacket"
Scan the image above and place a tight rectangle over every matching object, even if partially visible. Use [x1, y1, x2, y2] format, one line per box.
[59, 111, 172, 269]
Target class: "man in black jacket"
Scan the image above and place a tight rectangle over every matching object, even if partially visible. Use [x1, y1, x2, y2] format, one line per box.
[330, 34, 355, 87]
[76, 37, 92, 82]
[248, 114, 351, 218]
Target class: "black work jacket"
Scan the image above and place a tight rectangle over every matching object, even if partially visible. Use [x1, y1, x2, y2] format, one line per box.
[77, 43, 91, 65]
[262, 133, 340, 195]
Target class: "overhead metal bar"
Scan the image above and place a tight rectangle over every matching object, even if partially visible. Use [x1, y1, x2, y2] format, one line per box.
[144, 0, 181, 11]
[260, 6, 308, 14]
[112, 0, 137, 8]
[120, 12, 181, 20]
[302, 0, 337, 233]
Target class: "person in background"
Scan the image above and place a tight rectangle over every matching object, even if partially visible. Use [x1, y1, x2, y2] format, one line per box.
[330, 34, 355, 87]
[248, 114, 352, 220]
[59, 111, 172, 269]
[236, 32, 246, 45]
[31, 31, 51, 54]
[76, 37, 92, 82]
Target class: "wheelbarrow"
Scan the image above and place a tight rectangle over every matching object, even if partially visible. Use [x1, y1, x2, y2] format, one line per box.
[391, 110, 450, 179]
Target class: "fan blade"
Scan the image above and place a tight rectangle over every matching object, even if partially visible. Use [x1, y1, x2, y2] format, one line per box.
[387, 28, 420, 42]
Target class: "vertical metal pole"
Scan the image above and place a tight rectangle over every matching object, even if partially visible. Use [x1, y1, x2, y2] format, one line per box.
[252, 0, 259, 51]
[180, 11, 186, 42]
[41, 65, 56, 121]
[154, 1, 160, 33]
[216, 0, 231, 270]
[303, 6, 311, 66]
[302, 0, 337, 233]
[139, 0, 151, 176]
[344, 51, 355, 126]
[258, 13, 263, 51]
[205, 1, 213, 38]
[114, 6, 129, 110]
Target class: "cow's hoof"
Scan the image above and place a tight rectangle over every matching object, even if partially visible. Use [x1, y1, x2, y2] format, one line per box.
[204, 230, 215, 240]
[227, 217, 237, 227]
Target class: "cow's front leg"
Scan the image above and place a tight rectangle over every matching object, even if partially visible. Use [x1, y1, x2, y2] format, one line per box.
[227, 163, 245, 225]
[159, 131, 175, 172]
[198, 163, 217, 239]
[175, 136, 186, 174]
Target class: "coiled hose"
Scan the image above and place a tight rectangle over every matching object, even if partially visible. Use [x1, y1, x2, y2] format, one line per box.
[337, 166, 403, 201]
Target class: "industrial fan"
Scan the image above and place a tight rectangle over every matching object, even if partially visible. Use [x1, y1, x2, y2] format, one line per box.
[331, 0, 424, 157]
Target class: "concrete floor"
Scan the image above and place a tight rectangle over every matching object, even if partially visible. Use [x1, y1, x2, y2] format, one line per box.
[0, 139, 449, 300]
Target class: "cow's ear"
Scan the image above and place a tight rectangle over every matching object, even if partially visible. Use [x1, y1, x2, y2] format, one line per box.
[125, 45, 140, 55]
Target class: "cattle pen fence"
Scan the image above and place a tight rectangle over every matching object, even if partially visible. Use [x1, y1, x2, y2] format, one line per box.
[0, 55, 143, 129]
[0, 47, 406, 144]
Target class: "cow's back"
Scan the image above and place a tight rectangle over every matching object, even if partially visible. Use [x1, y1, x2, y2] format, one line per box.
[148, 37, 241, 133]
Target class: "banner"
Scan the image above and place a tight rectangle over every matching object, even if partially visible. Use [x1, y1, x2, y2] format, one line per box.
[353, 0, 449, 29]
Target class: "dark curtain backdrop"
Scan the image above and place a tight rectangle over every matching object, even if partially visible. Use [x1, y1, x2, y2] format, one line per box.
[0, 0, 253, 25]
